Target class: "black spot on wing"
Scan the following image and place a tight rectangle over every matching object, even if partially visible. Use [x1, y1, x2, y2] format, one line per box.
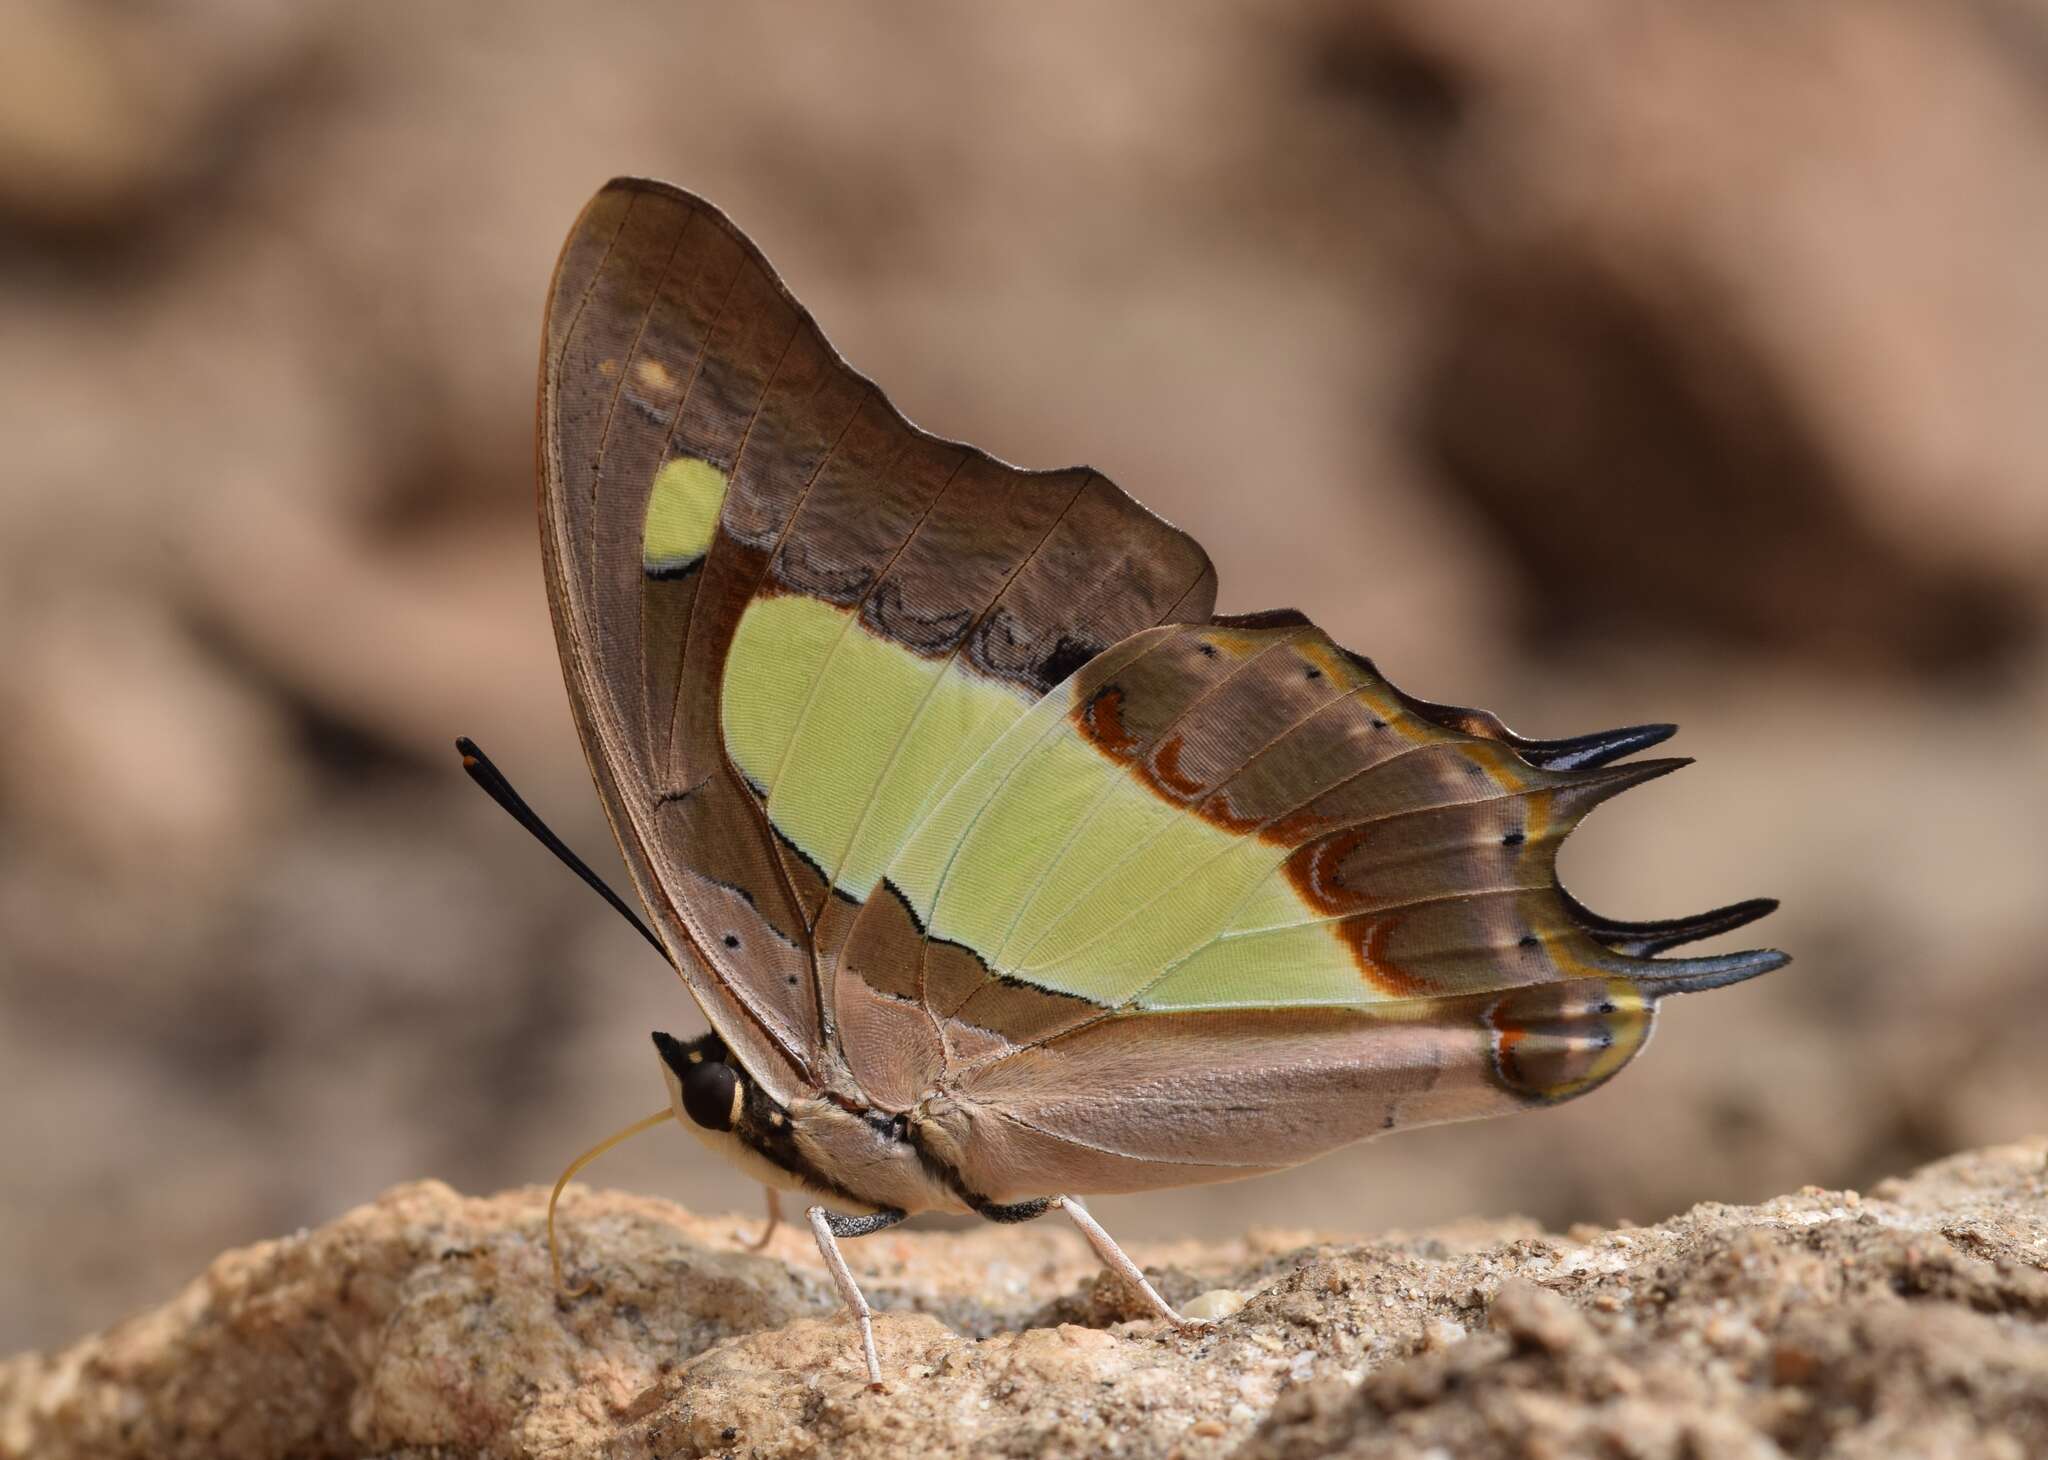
[1035, 635, 1101, 688]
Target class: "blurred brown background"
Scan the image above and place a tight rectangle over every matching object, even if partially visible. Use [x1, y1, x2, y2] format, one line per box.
[4, 0, 2045, 1357]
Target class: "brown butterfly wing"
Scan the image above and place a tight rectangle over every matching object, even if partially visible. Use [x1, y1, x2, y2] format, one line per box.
[919, 986, 1656, 1199]
[542, 178, 1785, 1195]
[539, 178, 1214, 1104]
[836, 614, 1785, 1198]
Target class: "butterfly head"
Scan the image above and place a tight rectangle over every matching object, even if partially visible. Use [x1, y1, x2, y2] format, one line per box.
[652, 1030, 745, 1133]
[648, 1028, 955, 1217]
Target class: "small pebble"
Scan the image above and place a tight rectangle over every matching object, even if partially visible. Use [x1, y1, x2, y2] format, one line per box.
[1183, 1288, 1246, 1321]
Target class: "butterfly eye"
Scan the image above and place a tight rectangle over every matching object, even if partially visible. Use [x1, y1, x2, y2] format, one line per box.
[682, 1060, 741, 1132]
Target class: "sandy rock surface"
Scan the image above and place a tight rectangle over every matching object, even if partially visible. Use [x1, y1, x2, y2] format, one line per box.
[5, 1141, 2046, 1460]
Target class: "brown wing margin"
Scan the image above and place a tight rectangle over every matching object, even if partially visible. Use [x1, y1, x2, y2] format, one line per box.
[539, 178, 1216, 1105]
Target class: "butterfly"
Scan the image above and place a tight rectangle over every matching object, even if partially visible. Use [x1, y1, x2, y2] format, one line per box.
[468, 176, 1787, 1388]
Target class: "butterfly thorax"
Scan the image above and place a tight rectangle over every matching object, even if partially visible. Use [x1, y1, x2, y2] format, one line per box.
[653, 1031, 971, 1216]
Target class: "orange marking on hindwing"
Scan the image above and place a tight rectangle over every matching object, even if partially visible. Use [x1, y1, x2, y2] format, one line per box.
[1279, 826, 1431, 996]
[1077, 685, 1138, 758]
[1082, 698, 1266, 831]
[1344, 908, 1431, 998]
[1282, 825, 1362, 914]
[1149, 736, 1205, 799]
[1493, 1020, 1531, 1088]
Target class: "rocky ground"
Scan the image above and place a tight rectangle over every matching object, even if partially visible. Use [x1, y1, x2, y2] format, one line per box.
[5, 1139, 2045, 1459]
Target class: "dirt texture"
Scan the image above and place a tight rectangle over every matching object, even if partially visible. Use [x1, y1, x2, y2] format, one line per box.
[5, 1140, 2045, 1460]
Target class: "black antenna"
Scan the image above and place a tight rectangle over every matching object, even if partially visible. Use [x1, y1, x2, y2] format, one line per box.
[454, 736, 667, 958]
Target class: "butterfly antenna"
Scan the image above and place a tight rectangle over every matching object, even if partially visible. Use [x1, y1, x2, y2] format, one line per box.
[454, 736, 667, 958]
[546, 1106, 673, 1296]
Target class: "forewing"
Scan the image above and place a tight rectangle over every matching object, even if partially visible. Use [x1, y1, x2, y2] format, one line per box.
[540, 178, 1215, 1104]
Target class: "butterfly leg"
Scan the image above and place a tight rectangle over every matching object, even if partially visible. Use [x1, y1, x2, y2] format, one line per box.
[743, 1186, 783, 1251]
[805, 1205, 907, 1388]
[1054, 1196, 1208, 1331]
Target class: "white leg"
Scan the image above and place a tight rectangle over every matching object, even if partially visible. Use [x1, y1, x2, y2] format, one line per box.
[743, 1186, 782, 1252]
[1055, 1195, 1209, 1331]
[806, 1205, 884, 1387]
